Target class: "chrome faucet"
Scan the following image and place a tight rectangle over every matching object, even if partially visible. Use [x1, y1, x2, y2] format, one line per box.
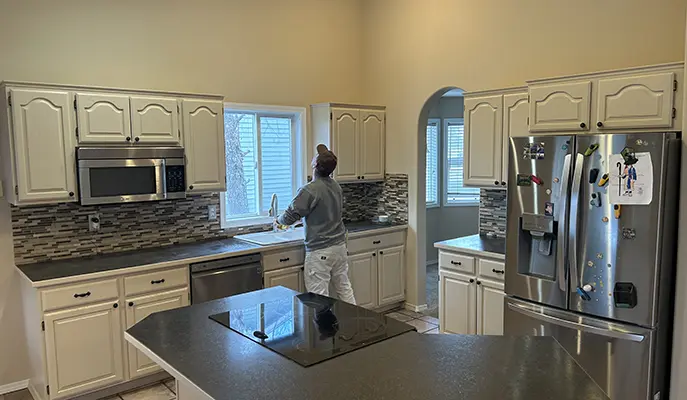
[268, 193, 279, 218]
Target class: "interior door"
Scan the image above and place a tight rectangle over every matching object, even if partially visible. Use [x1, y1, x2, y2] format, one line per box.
[571, 133, 675, 326]
[505, 135, 573, 309]
[331, 108, 359, 182]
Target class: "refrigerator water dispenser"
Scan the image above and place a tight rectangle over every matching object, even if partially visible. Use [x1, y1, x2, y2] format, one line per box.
[519, 213, 557, 279]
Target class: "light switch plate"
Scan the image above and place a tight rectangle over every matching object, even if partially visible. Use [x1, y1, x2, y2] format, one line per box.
[208, 205, 217, 221]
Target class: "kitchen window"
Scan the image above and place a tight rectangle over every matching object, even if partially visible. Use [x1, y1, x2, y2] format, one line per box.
[443, 118, 479, 206]
[220, 103, 306, 228]
[426, 119, 440, 208]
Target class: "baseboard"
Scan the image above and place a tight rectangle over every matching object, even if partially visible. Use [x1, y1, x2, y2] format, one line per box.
[404, 302, 428, 312]
[0, 379, 29, 395]
[28, 381, 43, 400]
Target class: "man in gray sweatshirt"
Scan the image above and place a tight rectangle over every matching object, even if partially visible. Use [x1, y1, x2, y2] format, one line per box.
[277, 144, 356, 304]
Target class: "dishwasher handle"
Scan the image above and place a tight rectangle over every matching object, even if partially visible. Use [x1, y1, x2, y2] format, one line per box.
[191, 262, 262, 279]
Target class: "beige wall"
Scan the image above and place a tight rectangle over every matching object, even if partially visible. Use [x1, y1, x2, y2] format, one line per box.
[0, 0, 366, 386]
[362, 0, 687, 307]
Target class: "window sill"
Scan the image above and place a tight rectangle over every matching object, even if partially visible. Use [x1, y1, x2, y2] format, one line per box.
[426, 203, 440, 209]
[221, 216, 275, 230]
[444, 201, 480, 207]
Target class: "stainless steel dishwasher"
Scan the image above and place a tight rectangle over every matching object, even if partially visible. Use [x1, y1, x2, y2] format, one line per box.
[190, 253, 262, 304]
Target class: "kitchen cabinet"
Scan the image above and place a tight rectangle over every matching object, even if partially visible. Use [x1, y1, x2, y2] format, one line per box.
[75, 93, 132, 144]
[438, 249, 505, 335]
[125, 288, 189, 379]
[130, 96, 181, 145]
[182, 99, 227, 193]
[377, 245, 405, 306]
[528, 81, 591, 132]
[43, 301, 125, 399]
[264, 265, 305, 293]
[463, 89, 527, 188]
[596, 72, 675, 130]
[3, 88, 78, 204]
[311, 103, 386, 183]
[348, 252, 377, 309]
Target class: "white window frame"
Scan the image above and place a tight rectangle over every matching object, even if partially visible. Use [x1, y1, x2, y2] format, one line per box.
[426, 118, 441, 208]
[443, 118, 479, 207]
[220, 102, 307, 229]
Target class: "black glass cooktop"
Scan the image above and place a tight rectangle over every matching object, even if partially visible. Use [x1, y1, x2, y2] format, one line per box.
[209, 292, 415, 367]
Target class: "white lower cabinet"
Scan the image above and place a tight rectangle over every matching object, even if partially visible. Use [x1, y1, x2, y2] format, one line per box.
[125, 288, 189, 379]
[377, 245, 405, 306]
[43, 301, 125, 399]
[264, 265, 305, 293]
[348, 252, 377, 309]
[438, 250, 505, 336]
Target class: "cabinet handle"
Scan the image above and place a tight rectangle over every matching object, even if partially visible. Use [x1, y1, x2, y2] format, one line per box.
[476, 281, 482, 285]
[134, 137, 140, 142]
[469, 279, 475, 283]
[279, 257, 290, 262]
[151, 279, 165, 284]
[113, 303, 118, 308]
[189, 185, 194, 190]
[597, 122, 603, 127]
[580, 122, 586, 129]
[73, 291, 91, 298]
[126, 136, 131, 142]
[372, 240, 381, 244]
[494, 180, 499, 185]
[492, 269, 505, 274]
[69, 192, 74, 197]
[450, 261, 462, 266]
[129, 302, 134, 307]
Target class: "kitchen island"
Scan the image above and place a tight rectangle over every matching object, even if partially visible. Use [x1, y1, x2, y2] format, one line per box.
[125, 287, 608, 400]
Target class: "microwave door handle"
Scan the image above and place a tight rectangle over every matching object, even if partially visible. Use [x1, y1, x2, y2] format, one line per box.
[155, 159, 165, 197]
[568, 153, 585, 291]
[557, 154, 572, 292]
[161, 159, 167, 196]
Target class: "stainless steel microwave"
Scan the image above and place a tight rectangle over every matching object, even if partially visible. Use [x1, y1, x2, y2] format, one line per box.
[77, 147, 186, 205]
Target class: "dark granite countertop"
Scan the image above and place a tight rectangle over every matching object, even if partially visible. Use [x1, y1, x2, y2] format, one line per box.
[434, 234, 506, 258]
[125, 287, 607, 400]
[18, 222, 407, 284]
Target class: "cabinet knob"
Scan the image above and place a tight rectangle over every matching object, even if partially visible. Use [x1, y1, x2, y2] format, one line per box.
[128, 302, 134, 307]
[361, 176, 365, 179]
[597, 122, 603, 127]
[357, 176, 361, 179]
[469, 279, 475, 283]
[380, 251, 384, 255]
[501, 181, 506, 186]
[113, 303, 118, 308]
[372, 253, 376, 257]
[476, 281, 482, 285]
[69, 192, 74, 197]
[189, 185, 194, 190]
[580, 122, 586, 129]
[135, 137, 140, 142]
[126, 136, 131, 142]
[494, 180, 499, 185]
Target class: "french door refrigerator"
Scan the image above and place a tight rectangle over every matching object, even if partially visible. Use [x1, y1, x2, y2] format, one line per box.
[503, 132, 680, 400]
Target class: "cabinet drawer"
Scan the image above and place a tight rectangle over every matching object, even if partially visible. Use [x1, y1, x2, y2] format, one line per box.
[42, 279, 119, 312]
[438, 251, 475, 274]
[347, 231, 405, 254]
[478, 258, 506, 281]
[124, 267, 189, 297]
[263, 247, 305, 271]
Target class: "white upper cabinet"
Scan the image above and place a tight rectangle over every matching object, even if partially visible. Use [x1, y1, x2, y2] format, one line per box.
[464, 95, 503, 187]
[377, 245, 405, 306]
[331, 108, 359, 182]
[130, 96, 180, 145]
[502, 93, 529, 185]
[359, 110, 385, 181]
[596, 72, 675, 130]
[9, 89, 77, 204]
[182, 99, 226, 193]
[75, 93, 132, 143]
[529, 81, 591, 132]
[348, 252, 377, 309]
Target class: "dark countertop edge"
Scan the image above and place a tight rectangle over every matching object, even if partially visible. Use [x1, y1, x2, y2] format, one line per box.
[433, 234, 506, 258]
[18, 223, 408, 287]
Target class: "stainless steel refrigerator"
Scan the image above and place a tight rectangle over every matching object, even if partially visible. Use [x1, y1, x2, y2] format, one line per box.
[504, 132, 680, 400]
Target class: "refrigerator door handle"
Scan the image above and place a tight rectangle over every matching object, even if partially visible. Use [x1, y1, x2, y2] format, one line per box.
[557, 154, 572, 291]
[568, 153, 585, 291]
[507, 302, 646, 342]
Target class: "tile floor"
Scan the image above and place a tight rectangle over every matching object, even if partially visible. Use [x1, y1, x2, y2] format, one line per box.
[2, 312, 440, 400]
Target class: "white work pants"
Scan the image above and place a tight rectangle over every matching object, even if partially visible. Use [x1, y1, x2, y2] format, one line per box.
[304, 243, 356, 305]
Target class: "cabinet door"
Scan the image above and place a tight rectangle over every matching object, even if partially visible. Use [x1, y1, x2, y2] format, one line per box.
[44, 301, 124, 399]
[125, 288, 189, 379]
[331, 108, 359, 182]
[596, 72, 675, 130]
[75, 93, 131, 144]
[377, 245, 405, 306]
[476, 280, 505, 335]
[502, 93, 529, 186]
[264, 265, 304, 293]
[529, 81, 591, 132]
[464, 95, 503, 187]
[182, 99, 226, 193]
[439, 270, 476, 334]
[130, 96, 181, 145]
[348, 252, 377, 309]
[10, 89, 77, 204]
[359, 110, 385, 181]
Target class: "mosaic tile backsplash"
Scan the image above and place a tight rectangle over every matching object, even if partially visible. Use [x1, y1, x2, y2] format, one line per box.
[479, 188, 507, 238]
[12, 174, 409, 265]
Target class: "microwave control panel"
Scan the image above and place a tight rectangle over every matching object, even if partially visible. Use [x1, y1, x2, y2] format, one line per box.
[166, 165, 186, 193]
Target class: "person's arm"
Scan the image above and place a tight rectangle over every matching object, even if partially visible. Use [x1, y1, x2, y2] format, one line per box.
[277, 188, 314, 226]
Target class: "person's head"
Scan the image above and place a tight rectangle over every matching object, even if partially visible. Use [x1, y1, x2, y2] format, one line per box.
[312, 144, 337, 178]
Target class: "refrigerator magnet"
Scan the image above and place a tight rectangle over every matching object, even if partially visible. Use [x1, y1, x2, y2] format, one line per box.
[516, 174, 532, 186]
[614, 204, 622, 219]
[523, 143, 545, 160]
[598, 173, 610, 187]
[590, 192, 601, 207]
[589, 168, 600, 184]
[530, 174, 543, 185]
[602, 216, 609, 223]
[544, 202, 554, 216]
[583, 143, 599, 157]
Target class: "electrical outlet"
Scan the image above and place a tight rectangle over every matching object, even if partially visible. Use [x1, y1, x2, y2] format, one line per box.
[88, 213, 100, 232]
[208, 205, 217, 221]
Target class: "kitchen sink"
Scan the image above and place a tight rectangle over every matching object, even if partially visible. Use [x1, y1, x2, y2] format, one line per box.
[235, 228, 305, 246]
